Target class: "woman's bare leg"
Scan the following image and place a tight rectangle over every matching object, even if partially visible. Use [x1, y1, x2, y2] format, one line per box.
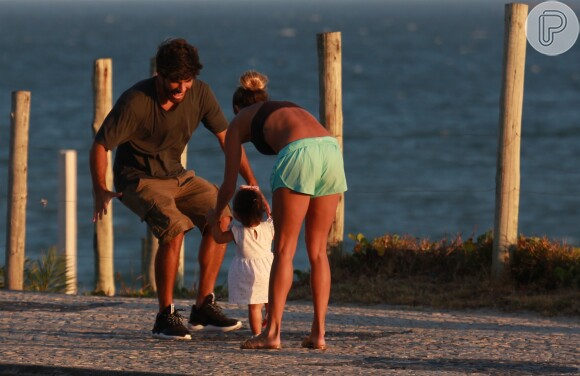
[304, 194, 340, 348]
[244, 188, 309, 348]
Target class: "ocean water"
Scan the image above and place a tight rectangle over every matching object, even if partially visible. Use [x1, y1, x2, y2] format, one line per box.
[1, 0, 579, 291]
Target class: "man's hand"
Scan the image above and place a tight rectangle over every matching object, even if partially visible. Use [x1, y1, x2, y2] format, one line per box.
[90, 142, 121, 222]
[92, 188, 122, 222]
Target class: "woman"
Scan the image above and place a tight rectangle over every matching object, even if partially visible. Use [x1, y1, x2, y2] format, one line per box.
[208, 70, 347, 350]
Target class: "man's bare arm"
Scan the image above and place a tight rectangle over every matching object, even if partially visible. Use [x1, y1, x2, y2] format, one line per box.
[89, 142, 122, 221]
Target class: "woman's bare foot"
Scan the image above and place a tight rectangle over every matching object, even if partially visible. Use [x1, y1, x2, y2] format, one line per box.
[301, 335, 327, 350]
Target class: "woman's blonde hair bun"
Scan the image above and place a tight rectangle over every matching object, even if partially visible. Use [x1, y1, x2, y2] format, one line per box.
[239, 70, 268, 92]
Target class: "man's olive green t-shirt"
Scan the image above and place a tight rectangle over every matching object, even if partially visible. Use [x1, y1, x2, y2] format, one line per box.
[94, 77, 228, 191]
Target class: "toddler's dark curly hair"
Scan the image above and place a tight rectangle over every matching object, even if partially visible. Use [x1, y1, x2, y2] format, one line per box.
[232, 189, 267, 227]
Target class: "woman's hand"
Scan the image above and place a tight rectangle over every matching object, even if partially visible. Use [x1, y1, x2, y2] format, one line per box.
[261, 191, 271, 217]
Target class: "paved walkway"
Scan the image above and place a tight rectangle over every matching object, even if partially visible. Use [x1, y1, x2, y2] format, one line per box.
[0, 290, 578, 375]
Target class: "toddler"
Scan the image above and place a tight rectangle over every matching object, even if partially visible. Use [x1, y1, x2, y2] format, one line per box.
[211, 186, 274, 335]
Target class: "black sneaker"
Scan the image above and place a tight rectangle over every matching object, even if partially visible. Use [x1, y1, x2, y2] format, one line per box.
[188, 293, 242, 332]
[152, 304, 192, 340]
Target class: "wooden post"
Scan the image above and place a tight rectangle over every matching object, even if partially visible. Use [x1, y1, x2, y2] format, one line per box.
[5, 91, 30, 290]
[92, 58, 115, 295]
[143, 57, 185, 290]
[317, 31, 345, 255]
[493, 3, 528, 279]
[58, 150, 77, 294]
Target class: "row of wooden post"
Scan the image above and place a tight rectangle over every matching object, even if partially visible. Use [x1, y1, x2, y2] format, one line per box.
[4, 4, 528, 293]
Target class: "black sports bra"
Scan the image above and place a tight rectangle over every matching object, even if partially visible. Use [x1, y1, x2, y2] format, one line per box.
[250, 101, 301, 155]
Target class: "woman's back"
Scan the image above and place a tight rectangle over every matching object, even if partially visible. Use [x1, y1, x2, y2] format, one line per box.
[246, 102, 331, 154]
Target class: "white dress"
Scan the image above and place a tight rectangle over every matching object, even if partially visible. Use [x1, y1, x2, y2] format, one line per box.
[228, 218, 275, 305]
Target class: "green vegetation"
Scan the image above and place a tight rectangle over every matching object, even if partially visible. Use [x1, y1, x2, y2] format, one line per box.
[2, 233, 578, 317]
[289, 232, 580, 316]
[0, 247, 70, 293]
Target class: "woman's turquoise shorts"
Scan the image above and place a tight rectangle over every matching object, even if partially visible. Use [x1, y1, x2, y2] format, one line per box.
[270, 136, 347, 197]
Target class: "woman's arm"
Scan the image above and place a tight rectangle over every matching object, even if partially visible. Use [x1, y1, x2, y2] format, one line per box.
[208, 116, 250, 228]
[215, 130, 258, 187]
[238, 144, 259, 187]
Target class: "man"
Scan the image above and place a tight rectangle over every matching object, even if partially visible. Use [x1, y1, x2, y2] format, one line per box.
[90, 38, 258, 340]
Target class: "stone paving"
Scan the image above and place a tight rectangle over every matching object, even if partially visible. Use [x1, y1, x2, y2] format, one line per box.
[0, 290, 578, 375]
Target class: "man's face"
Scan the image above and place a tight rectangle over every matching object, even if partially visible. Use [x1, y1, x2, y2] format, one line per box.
[161, 77, 194, 104]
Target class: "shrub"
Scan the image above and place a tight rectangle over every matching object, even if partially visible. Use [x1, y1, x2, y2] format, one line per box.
[24, 247, 69, 293]
[312, 231, 580, 315]
[510, 237, 580, 290]
[341, 231, 494, 282]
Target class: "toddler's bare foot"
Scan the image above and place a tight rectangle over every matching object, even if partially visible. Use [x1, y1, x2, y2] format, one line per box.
[240, 333, 281, 350]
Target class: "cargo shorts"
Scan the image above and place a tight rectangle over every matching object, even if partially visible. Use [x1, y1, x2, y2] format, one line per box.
[119, 170, 232, 244]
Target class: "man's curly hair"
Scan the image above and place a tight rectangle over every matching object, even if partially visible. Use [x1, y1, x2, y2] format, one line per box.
[156, 38, 203, 81]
